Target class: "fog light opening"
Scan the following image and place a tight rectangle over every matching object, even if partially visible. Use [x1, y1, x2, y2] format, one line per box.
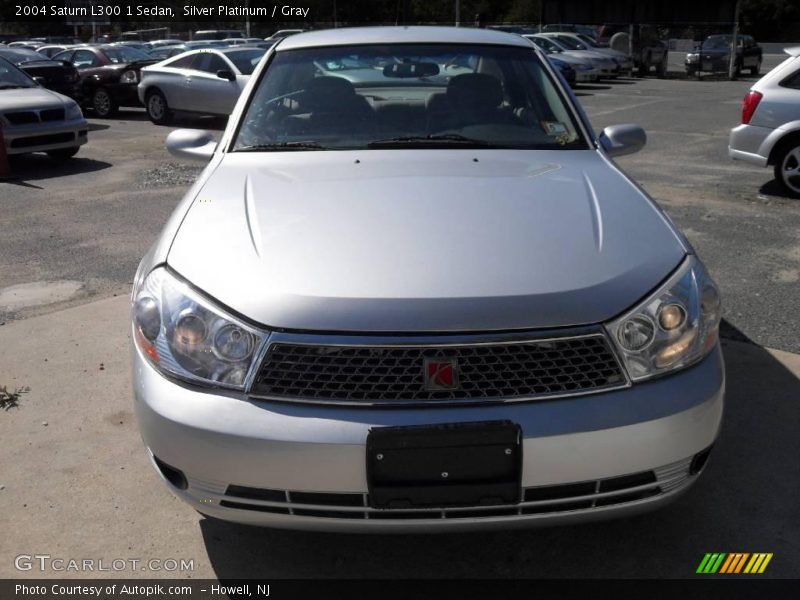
[690, 445, 714, 476]
[153, 455, 188, 490]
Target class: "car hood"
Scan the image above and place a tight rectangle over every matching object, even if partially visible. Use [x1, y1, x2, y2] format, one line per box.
[167, 150, 687, 332]
[0, 86, 69, 110]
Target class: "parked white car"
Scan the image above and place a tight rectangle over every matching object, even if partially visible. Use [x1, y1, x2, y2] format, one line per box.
[137, 47, 266, 124]
[729, 46, 800, 196]
[0, 57, 87, 159]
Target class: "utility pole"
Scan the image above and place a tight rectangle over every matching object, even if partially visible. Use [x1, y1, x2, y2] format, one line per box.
[245, 0, 251, 37]
[455, 0, 460, 27]
[729, 0, 742, 80]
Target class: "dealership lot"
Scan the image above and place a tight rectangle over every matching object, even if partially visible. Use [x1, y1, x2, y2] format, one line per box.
[1, 63, 799, 578]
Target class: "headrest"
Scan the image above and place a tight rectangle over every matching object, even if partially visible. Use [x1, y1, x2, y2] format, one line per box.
[446, 73, 503, 110]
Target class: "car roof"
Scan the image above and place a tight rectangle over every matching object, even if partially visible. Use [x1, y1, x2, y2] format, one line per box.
[277, 26, 533, 51]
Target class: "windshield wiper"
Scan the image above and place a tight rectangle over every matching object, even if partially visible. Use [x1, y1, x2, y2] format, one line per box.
[234, 141, 328, 152]
[367, 134, 496, 148]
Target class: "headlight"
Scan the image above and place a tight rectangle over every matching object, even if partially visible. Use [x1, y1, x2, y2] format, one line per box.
[606, 256, 721, 381]
[120, 70, 138, 84]
[132, 268, 267, 390]
[686, 54, 699, 63]
[65, 102, 83, 120]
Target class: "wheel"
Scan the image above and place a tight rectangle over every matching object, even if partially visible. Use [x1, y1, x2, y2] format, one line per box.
[751, 60, 761, 76]
[145, 89, 172, 125]
[46, 146, 80, 160]
[91, 87, 117, 118]
[637, 54, 650, 77]
[774, 141, 800, 198]
[656, 56, 667, 78]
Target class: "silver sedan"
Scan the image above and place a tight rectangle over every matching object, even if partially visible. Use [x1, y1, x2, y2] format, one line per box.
[0, 57, 87, 159]
[132, 27, 724, 532]
[137, 47, 266, 124]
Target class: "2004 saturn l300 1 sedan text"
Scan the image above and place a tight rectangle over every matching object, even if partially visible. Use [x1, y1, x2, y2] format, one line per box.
[131, 27, 724, 532]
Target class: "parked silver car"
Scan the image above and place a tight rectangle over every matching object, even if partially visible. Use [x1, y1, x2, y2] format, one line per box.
[523, 35, 599, 82]
[0, 57, 87, 159]
[138, 47, 266, 123]
[547, 32, 635, 74]
[132, 27, 724, 532]
[530, 33, 620, 78]
[729, 47, 800, 196]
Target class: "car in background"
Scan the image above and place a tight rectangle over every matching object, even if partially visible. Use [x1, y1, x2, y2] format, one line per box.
[147, 46, 187, 61]
[548, 55, 576, 86]
[0, 57, 88, 159]
[540, 32, 633, 75]
[224, 38, 265, 46]
[686, 35, 762, 78]
[729, 46, 800, 196]
[114, 41, 150, 51]
[0, 47, 79, 98]
[194, 30, 244, 41]
[146, 40, 184, 50]
[53, 45, 157, 117]
[37, 45, 74, 59]
[528, 34, 618, 78]
[138, 47, 267, 124]
[541, 23, 597, 41]
[597, 25, 668, 76]
[7, 40, 44, 50]
[523, 36, 598, 83]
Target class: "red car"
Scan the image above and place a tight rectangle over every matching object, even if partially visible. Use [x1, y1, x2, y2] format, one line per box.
[52, 45, 156, 117]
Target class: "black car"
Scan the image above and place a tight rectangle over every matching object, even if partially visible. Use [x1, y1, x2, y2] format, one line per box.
[685, 34, 763, 77]
[0, 47, 78, 98]
[53, 45, 157, 116]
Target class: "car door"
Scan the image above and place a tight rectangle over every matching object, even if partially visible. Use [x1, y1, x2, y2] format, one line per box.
[159, 53, 200, 111]
[189, 52, 239, 115]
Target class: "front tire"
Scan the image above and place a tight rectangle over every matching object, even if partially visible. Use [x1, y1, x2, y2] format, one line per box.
[145, 89, 172, 125]
[773, 141, 800, 198]
[92, 88, 118, 118]
[47, 146, 80, 160]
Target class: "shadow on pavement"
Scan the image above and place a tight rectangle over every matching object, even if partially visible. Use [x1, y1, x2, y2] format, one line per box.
[199, 320, 799, 578]
[758, 178, 800, 201]
[5, 154, 112, 182]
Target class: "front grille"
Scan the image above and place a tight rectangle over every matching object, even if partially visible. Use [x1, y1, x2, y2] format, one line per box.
[4, 111, 38, 125]
[10, 132, 74, 148]
[40, 108, 65, 122]
[200, 464, 685, 521]
[250, 334, 627, 405]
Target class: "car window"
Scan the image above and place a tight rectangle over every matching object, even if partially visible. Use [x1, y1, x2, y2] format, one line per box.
[554, 35, 585, 50]
[195, 53, 229, 73]
[101, 46, 150, 64]
[780, 66, 800, 90]
[234, 43, 587, 152]
[225, 48, 267, 74]
[0, 59, 37, 88]
[167, 54, 197, 69]
[531, 37, 561, 53]
[73, 49, 100, 68]
[52, 50, 74, 62]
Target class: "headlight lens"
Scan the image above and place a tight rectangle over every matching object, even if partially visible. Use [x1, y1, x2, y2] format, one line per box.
[65, 102, 83, 120]
[132, 268, 266, 389]
[606, 256, 721, 381]
[120, 70, 138, 84]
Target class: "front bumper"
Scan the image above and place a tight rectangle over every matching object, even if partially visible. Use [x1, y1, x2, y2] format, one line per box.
[133, 342, 724, 532]
[575, 68, 599, 82]
[2, 117, 88, 155]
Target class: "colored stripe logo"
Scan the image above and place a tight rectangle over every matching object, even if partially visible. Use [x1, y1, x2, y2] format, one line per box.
[697, 553, 773, 574]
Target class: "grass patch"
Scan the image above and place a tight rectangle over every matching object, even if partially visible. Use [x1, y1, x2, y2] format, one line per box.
[0, 385, 29, 410]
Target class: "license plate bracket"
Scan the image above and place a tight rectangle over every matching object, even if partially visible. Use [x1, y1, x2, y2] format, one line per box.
[366, 421, 522, 509]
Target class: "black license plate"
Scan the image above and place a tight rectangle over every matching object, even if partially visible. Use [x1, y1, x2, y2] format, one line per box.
[366, 421, 522, 509]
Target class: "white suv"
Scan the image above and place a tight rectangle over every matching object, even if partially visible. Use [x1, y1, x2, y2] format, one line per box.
[729, 46, 800, 196]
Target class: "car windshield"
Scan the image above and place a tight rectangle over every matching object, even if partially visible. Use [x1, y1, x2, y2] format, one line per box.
[234, 43, 586, 151]
[704, 36, 732, 49]
[553, 36, 586, 51]
[0, 48, 50, 63]
[225, 48, 267, 74]
[0, 59, 36, 88]
[102, 46, 151, 63]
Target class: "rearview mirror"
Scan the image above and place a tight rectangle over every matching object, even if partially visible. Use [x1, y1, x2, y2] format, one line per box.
[216, 69, 236, 81]
[166, 129, 217, 162]
[599, 124, 646, 157]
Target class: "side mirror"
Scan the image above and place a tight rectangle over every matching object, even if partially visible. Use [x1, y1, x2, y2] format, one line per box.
[599, 124, 646, 157]
[166, 129, 217, 162]
[216, 69, 235, 81]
